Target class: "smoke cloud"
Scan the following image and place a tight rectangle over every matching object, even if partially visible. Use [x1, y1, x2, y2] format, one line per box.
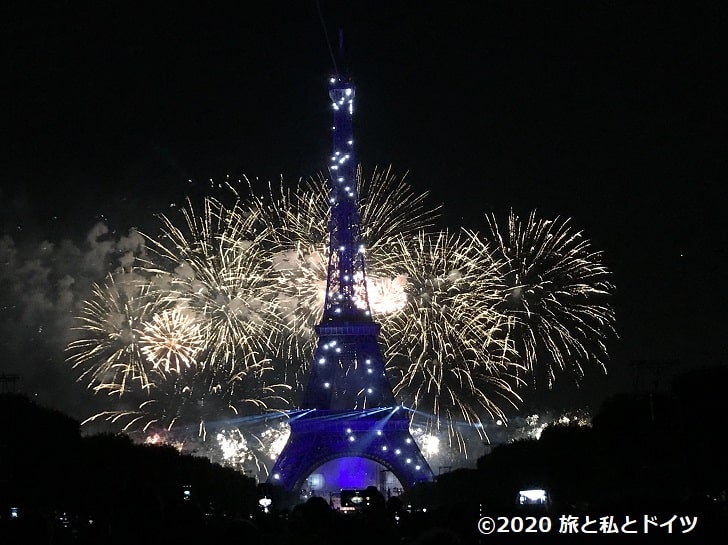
[0, 223, 146, 419]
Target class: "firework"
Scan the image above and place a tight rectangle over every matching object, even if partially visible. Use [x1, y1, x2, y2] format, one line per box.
[243, 171, 526, 448]
[138, 425, 275, 480]
[139, 308, 205, 373]
[411, 428, 440, 458]
[139, 418, 290, 482]
[81, 353, 288, 439]
[507, 409, 592, 441]
[68, 196, 290, 439]
[367, 274, 408, 315]
[485, 210, 616, 387]
[142, 196, 280, 372]
[210, 420, 291, 479]
[245, 166, 442, 364]
[66, 272, 160, 394]
[259, 420, 291, 462]
[216, 428, 261, 472]
[378, 229, 522, 451]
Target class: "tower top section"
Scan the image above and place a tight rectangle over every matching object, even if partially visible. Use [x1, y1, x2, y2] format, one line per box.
[328, 76, 355, 106]
[327, 74, 357, 208]
[321, 73, 371, 323]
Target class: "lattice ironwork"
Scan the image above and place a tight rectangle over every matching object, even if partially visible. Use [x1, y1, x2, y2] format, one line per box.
[268, 73, 434, 493]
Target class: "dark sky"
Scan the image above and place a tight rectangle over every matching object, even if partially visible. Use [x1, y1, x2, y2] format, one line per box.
[2, 2, 725, 417]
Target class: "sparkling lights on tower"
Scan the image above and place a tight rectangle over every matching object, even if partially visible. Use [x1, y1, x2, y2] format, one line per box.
[268, 68, 435, 493]
[323, 77, 370, 320]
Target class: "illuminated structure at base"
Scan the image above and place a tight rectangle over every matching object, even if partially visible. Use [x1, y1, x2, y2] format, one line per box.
[268, 71, 434, 493]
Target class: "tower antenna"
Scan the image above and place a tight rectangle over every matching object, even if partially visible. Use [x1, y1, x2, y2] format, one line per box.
[316, 1, 339, 77]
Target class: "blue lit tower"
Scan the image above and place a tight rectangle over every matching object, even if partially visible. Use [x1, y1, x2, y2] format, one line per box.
[268, 71, 434, 493]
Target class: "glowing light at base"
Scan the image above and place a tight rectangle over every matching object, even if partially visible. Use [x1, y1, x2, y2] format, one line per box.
[419, 433, 440, 457]
[519, 489, 549, 505]
[260, 422, 291, 461]
[216, 429, 257, 468]
[490, 409, 593, 445]
[135, 419, 292, 482]
[304, 457, 403, 495]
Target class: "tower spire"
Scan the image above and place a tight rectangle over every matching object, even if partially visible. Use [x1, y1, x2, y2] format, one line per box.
[322, 66, 371, 322]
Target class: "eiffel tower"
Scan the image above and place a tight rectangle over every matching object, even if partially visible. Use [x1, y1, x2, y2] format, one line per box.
[268, 68, 435, 494]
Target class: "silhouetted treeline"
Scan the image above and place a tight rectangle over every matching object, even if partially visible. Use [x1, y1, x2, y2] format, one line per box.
[402, 365, 728, 543]
[0, 394, 258, 543]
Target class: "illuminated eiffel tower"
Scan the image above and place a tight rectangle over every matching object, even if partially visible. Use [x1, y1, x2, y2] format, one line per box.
[268, 65, 434, 494]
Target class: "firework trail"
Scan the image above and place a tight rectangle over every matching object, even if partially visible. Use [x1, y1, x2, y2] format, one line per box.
[79, 343, 287, 440]
[378, 229, 522, 450]
[485, 210, 616, 388]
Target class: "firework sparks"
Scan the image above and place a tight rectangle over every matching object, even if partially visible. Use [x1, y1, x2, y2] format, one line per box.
[379, 229, 522, 450]
[68, 196, 290, 439]
[419, 433, 440, 458]
[244, 167, 442, 369]
[137, 419, 291, 482]
[80, 352, 288, 441]
[216, 428, 261, 471]
[485, 210, 616, 388]
[508, 409, 592, 441]
[144, 431, 184, 451]
[69, 171, 614, 464]
[142, 196, 280, 372]
[211, 420, 291, 479]
[367, 274, 408, 315]
[66, 272, 160, 395]
[139, 308, 205, 373]
[140, 426, 271, 478]
[259, 421, 291, 461]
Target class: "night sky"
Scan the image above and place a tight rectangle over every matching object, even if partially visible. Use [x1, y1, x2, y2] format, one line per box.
[2, 2, 725, 420]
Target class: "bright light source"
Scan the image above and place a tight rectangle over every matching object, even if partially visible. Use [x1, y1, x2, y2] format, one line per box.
[518, 488, 548, 504]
